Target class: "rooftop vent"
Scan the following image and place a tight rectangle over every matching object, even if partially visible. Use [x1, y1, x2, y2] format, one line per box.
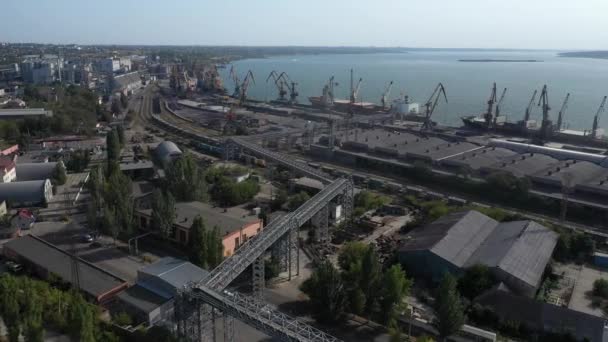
[521, 156, 526, 160]
[547, 171, 553, 176]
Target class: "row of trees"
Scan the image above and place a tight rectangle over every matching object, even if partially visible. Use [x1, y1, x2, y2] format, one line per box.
[205, 166, 259, 207]
[301, 242, 411, 326]
[164, 153, 209, 202]
[188, 216, 224, 269]
[0, 274, 119, 342]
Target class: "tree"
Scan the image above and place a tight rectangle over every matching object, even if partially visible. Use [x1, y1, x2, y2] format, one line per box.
[116, 125, 125, 147]
[338, 241, 368, 271]
[593, 279, 608, 298]
[120, 93, 128, 109]
[166, 153, 208, 202]
[360, 246, 382, 314]
[300, 261, 347, 323]
[103, 205, 119, 243]
[206, 226, 224, 268]
[104, 168, 133, 236]
[380, 264, 412, 324]
[111, 99, 121, 114]
[51, 162, 67, 186]
[271, 189, 288, 211]
[106, 129, 120, 163]
[457, 264, 497, 300]
[151, 189, 176, 239]
[189, 216, 208, 268]
[354, 191, 391, 212]
[435, 274, 465, 340]
[288, 191, 310, 211]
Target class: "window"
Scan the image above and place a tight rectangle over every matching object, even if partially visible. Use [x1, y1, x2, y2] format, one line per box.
[234, 237, 240, 249]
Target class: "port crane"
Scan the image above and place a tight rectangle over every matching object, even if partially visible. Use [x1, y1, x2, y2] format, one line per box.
[538, 85, 551, 141]
[266, 71, 287, 102]
[591, 96, 607, 138]
[523, 89, 538, 124]
[380, 81, 394, 110]
[494, 87, 508, 118]
[349, 69, 363, 104]
[421, 83, 448, 131]
[556, 93, 570, 132]
[321, 76, 338, 107]
[278, 72, 299, 103]
[239, 70, 255, 105]
[229, 66, 241, 98]
[484, 83, 498, 128]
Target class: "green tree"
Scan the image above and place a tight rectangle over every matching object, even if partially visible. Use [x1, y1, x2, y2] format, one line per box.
[111, 99, 121, 114]
[104, 168, 133, 236]
[117, 125, 125, 147]
[166, 153, 209, 202]
[206, 226, 224, 268]
[271, 189, 288, 211]
[380, 264, 412, 324]
[360, 246, 382, 314]
[435, 274, 465, 340]
[106, 129, 120, 163]
[301, 261, 347, 323]
[151, 189, 176, 239]
[120, 93, 128, 109]
[103, 205, 119, 243]
[51, 162, 68, 186]
[338, 241, 368, 270]
[458, 264, 497, 300]
[189, 216, 208, 268]
[288, 191, 310, 211]
[593, 279, 608, 298]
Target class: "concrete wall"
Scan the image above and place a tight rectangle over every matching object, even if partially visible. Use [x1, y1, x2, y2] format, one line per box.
[222, 221, 263, 257]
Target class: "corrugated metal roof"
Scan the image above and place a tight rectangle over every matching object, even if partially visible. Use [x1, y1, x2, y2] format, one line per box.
[138, 257, 207, 298]
[0, 180, 50, 204]
[15, 162, 57, 181]
[155, 141, 182, 163]
[4, 235, 127, 299]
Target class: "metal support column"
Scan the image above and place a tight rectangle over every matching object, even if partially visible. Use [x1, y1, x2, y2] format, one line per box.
[223, 313, 235, 342]
[312, 205, 329, 244]
[271, 234, 289, 273]
[252, 256, 265, 300]
[288, 226, 300, 280]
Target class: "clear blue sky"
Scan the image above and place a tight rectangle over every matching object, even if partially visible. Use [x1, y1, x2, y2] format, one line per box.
[3, 0, 608, 49]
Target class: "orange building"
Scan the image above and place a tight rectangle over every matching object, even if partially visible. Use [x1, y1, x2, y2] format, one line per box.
[136, 201, 263, 257]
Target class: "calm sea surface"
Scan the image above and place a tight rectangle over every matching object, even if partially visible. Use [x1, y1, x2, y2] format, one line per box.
[222, 50, 608, 131]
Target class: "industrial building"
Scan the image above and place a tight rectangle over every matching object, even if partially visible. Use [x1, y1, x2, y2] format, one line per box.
[15, 162, 58, 181]
[20, 54, 64, 84]
[117, 257, 208, 325]
[3, 235, 128, 304]
[476, 285, 606, 342]
[154, 140, 182, 165]
[135, 201, 264, 257]
[112, 71, 141, 95]
[399, 210, 558, 297]
[0, 108, 53, 120]
[0, 179, 53, 207]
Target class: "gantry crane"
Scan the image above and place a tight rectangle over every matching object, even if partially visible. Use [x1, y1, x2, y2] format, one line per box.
[239, 70, 255, 105]
[278, 72, 298, 104]
[556, 93, 570, 132]
[484, 83, 498, 128]
[421, 83, 448, 131]
[349, 69, 363, 104]
[381, 81, 394, 110]
[266, 70, 287, 102]
[229, 66, 241, 98]
[537, 85, 551, 141]
[321, 76, 337, 107]
[591, 96, 607, 138]
[523, 89, 538, 124]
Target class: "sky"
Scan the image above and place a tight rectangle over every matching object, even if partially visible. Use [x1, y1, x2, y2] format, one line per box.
[3, 0, 608, 50]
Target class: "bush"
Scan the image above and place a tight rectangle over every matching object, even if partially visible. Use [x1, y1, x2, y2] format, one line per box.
[593, 279, 608, 298]
[112, 311, 133, 326]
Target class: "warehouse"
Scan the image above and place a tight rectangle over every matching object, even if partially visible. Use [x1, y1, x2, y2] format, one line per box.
[0, 108, 53, 120]
[399, 210, 558, 297]
[3, 235, 128, 304]
[15, 162, 58, 181]
[117, 257, 207, 325]
[0, 179, 53, 207]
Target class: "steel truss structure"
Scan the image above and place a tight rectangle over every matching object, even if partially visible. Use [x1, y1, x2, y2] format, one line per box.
[174, 131, 354, 342]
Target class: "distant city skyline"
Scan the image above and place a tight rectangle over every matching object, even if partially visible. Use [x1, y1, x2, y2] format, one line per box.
[3, 0, 608, 50]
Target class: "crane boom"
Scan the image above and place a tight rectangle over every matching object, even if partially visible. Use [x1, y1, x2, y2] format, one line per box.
[278, 72, 298, 103]
[381, 81, 394, 110]
[495, 88, 507, 117]
[537, 85, 551, 141]
[556, 93, 570, 132]
[485, 83, 498, 128]
[592, 95, 607, 138]
[239, 70, 255, 105]
[266, 71, 287, 101]
[524, 89, 538, 123]
[421, 83, 448, 131]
